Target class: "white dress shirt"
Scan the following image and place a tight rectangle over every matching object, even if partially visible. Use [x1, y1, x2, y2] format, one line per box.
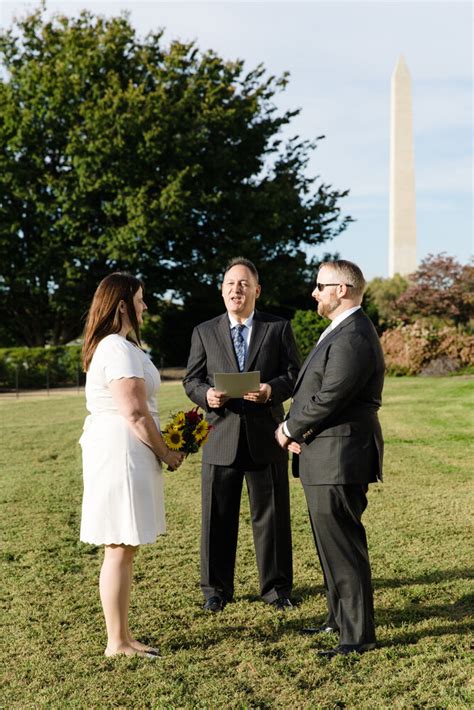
[319, 306, 361, 341]
[228, 311, 254, 350]
[282, 306, 361, 438]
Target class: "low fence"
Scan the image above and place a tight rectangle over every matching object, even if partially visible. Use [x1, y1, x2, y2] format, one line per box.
[0, 345, 85, 395]
[1, 372, 85, 399]
[0, 344, 184, 398]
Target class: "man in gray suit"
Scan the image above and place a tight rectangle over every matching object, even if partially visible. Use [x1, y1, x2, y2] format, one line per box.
[184, 257, 300, 612]
[276, 259, 384, 657]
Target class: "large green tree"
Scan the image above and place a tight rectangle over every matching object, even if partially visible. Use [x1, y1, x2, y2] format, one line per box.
[0, 9, 352, 347]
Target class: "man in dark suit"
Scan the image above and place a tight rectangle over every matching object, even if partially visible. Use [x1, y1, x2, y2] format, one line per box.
[276, 259, 384, 657]
[184, 257, 300, 612]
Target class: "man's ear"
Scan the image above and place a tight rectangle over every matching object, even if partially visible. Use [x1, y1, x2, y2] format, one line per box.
[255, 284, 261, 300]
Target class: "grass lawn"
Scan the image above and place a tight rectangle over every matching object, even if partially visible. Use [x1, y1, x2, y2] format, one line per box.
[1, 377, 472, 709]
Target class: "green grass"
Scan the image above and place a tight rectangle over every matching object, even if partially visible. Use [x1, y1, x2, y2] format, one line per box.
[1, 377, 472, 709]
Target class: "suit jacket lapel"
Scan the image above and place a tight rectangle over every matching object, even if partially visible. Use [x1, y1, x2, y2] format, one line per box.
[293, 344, 319, 392]
[244, 312, 269, 372]
[217, 314, 239, 371]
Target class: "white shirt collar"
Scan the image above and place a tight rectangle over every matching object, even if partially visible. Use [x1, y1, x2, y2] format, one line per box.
[329, 305, 361, 331]
[228, 311, 255, 330]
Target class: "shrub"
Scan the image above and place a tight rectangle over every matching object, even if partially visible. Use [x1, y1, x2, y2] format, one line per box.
[0, 346, 84, 389]
[419, 357, 460, 376]
[365, 274, 409, 329]
[381, 322, 474, 376]
[291, 310, 330, 359]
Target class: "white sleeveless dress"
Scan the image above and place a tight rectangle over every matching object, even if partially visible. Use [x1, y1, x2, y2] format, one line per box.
[79, 334, 166, 545]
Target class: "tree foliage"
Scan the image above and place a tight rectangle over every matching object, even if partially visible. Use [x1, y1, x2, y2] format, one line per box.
[0, 9, 352, 346]
[365, 274, 409, 329]
[395, 253, 473, 326]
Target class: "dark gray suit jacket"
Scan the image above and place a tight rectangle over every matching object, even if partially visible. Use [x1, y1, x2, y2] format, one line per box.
[183, 311, 300, 466]
[286, 309, 384, 485]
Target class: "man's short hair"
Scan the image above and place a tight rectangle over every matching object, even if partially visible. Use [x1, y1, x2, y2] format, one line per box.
[320, 259, 366, 298]
[224, 257, 259, 283]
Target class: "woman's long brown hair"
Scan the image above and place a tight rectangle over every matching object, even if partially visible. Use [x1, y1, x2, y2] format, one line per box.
[82, 273, 144, 371]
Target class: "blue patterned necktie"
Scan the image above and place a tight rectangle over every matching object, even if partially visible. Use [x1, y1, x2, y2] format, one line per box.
[231, 324, 246, 371]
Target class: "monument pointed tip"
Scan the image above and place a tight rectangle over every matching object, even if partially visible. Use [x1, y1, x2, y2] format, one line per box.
[393, 54, 410, 78]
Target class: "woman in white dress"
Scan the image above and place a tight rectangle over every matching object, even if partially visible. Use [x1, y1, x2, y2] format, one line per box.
[80, 272, 184, 658]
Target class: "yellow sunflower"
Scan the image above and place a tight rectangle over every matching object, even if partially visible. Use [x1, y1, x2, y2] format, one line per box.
[163, 427, 185, 451]
[173, 411, 186, 428]
[194, 419, 210, 442]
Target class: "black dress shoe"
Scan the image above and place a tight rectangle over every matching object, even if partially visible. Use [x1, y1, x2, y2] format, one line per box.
[318, 643, 376, 658]
[301, 625, 338, 635]
[203, 596, 226, 612]
[271, 596, 293, 611]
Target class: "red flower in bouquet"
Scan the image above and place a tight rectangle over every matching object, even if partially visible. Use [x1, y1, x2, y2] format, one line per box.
[185, 408, 201, 425]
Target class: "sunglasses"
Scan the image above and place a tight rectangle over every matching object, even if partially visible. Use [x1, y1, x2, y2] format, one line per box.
[316, 283, 354, 292]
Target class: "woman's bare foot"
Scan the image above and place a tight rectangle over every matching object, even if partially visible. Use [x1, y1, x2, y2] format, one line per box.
[129, 638, 160, 655]
[127, 631, 160, 655]
[104, 643, 158, 658]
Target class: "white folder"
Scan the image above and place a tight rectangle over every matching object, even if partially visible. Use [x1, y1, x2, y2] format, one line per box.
[214, 371, 260, 398]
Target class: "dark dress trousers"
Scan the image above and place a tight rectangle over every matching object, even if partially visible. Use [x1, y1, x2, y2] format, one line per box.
[286, 309, 384, 645]
[183, 310, 300, 603]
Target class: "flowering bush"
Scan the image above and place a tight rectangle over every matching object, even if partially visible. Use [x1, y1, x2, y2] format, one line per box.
[381, 322, 474, 375]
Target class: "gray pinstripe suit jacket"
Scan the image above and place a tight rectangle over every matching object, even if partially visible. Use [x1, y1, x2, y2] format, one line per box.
[183, 310, 300, 466]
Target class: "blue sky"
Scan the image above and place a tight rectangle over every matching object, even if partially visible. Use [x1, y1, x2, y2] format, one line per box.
[1, 0, 472, 279]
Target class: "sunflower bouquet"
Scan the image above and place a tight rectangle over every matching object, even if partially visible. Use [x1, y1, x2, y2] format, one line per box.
[162, 407, 212, 455]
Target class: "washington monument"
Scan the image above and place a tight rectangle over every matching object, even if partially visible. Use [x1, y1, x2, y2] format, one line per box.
[389, 55, 417, 277]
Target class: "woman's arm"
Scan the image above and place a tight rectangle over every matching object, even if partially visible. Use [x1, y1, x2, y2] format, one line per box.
[108, 377, 183, 470]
